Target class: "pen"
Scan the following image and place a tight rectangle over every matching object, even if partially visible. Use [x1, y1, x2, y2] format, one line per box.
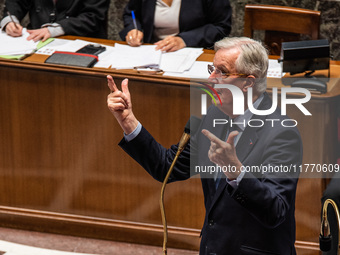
[131, 11, 138, 31]
[7, 11, 19, 29]
[131, 10, 138, 39]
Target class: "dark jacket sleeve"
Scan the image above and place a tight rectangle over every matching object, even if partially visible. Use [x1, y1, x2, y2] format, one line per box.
[119, 0, 145, 41]
[57, 0, 110, 38]
[4, 0, 109, 38]
[4, 0, 31, 21]
[229, 127, 302, 228]
[178, 0, 232, 48]
[119, 126, 194, 183]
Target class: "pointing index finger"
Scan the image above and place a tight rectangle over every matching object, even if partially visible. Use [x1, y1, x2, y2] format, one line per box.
[107, 75, 118, 92]
[202, 129, 224, 146]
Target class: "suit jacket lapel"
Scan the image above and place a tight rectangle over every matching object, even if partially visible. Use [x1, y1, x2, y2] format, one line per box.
[142, 0, 156, 42]
[207, 93, 272, 213]
[235, 126, 259, 162]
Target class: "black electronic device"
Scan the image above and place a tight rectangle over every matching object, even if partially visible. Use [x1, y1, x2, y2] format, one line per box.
[279, 39, 330, 93]
[76, 44, 106, 56]
[280, 39, 330, 75]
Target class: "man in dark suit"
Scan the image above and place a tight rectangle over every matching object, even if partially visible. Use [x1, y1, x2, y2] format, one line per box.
[107, 37, 302, 255]
[1, 0, 109, 41]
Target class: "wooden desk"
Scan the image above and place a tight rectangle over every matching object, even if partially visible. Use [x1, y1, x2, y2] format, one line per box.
[0, 36, 339, 254]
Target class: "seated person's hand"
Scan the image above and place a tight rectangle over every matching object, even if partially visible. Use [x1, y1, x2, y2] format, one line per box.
[126, 29, 144, 47]
[154, 36, 186, 52]
[5, 22, 23, 37]
[27, 27, 51, 42]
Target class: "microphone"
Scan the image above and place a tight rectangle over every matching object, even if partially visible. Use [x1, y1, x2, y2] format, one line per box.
[177, 115, 202, 154]
[319, 198, 340, 252]
[160, 116, 201, 255]
[319, 213, 332, 252]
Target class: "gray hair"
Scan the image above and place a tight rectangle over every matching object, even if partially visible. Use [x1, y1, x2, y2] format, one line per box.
[214, 37, 269, 94]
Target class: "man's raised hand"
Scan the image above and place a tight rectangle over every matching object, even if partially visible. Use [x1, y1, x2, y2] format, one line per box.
[202, 129, 242, 180]
[107, 75, 138, 134]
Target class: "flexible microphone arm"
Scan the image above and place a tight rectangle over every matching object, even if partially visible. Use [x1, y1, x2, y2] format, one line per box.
[320, 198, 340, 253]
[159, 116, 201, 255]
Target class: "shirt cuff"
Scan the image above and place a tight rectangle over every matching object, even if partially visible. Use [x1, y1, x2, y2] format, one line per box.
[1, 16, 20, 31]
[42, 23, 65, 38]
[226, 167, 246, 188]
[124, 122, 142, 142]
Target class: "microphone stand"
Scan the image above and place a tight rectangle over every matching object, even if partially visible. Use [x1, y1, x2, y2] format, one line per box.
[320, 198, 340, 254]
[160, 132, 190, 255]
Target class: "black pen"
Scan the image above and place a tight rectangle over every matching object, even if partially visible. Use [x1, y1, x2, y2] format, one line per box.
[7, 11, 19, 29]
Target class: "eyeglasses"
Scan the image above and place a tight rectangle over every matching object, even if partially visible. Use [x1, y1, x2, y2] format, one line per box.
[207, 64, 247, 78]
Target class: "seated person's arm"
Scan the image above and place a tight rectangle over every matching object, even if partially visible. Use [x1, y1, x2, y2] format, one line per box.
[119, 1, 144, 47]
[26, 24, 65, 42]
[177, 0, 232, 49]
[1, 17, 23, 37]
[56, 0, 109, 38]
[1, 4, 25, 37]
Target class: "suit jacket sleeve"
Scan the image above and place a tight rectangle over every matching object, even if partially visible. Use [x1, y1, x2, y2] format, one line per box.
[4, 0, 31, 21]
[228, 127, 302, 228]
[119, 126, 194, 183]
[119, 0, 145, 41]
[57, 0, 109, 37]
[178, 0, 232, 48]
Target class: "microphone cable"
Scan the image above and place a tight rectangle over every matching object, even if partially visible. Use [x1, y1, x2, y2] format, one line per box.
[159, 116, 201, 255]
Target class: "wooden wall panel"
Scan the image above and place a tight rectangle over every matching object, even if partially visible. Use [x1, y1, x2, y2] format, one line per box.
[0, 48, 339, 253]
[0, 63, 205, 249]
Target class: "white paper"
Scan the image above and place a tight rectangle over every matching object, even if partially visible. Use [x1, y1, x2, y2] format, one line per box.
[159, 47, 203, 73]
[94, 45, 117, 68]
[36, 39, 93, 55]
[164, 61, 212, 79]
[35, 38, 72, 55]
[105, 43, 161, 69]
[267, 59, 285, 78]
[0, 29, 38, 55]
[0, 240, 98, 255]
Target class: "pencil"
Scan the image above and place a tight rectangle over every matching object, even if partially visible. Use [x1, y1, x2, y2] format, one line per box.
[7, 11, 19, 29]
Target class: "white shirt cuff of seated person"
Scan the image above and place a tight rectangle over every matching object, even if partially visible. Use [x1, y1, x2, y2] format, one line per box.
[124, 121, 142, 142]
[42, 23, 65, 38]
[0, 15, 20, 31]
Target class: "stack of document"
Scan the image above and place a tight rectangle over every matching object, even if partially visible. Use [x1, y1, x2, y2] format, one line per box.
[163, 61, 212, 79]
[0, 29, 54, 59]
[98, 43, 203, 73]
[160, 47, 203, 73]
[98, 43, 162, 69]
[0, 29, 38, 56]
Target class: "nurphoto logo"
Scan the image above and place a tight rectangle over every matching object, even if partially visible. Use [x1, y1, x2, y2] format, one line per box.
[199, 84, 312, 127]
